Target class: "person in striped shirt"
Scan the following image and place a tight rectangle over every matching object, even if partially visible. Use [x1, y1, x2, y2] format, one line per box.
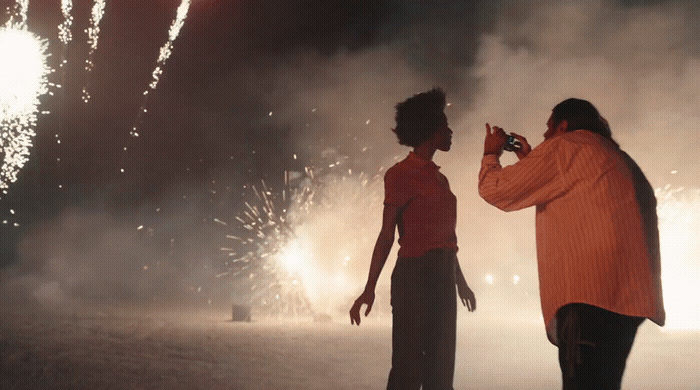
[479, 98, 665, 390]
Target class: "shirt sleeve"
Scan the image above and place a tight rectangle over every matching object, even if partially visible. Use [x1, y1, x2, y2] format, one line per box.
[384, 167, 413, 208]
[478, 139, 565, 211]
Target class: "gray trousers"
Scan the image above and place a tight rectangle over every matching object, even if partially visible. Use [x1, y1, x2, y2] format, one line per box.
[387, 248, 457, 390]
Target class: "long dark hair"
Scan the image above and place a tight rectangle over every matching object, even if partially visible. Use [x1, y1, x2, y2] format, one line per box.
[551, 98, 616, 146]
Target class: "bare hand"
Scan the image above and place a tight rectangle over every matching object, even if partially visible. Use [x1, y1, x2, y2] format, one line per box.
[510, 132, 531, 160]
[484, 123, 507, 156]
[349, 289, 375, 325]
[456, 276, 476, 312]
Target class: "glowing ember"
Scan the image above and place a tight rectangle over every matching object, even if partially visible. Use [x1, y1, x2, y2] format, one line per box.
[0, 22, 50, 189]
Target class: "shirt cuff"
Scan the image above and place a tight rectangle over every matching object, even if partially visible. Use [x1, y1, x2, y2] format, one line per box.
[481, 154, 501, 167]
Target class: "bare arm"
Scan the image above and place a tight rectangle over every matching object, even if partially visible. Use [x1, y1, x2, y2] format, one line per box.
[349, 203, 399, 325]
[455, 257, 476, 312]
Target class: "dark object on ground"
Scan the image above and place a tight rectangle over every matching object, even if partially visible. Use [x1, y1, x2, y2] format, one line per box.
[232, 304, 251, 322]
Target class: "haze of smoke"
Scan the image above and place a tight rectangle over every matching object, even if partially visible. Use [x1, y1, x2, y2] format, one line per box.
[263, 0, 700, 311]
[445, 0, 700, 279]
[4, 1, 700, 315]
[0, 198, 224, 307]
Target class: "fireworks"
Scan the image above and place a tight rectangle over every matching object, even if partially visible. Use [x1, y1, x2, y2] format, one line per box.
[0, 19, 50, 190]
[656, 185, 700, 330]
[151, 0, 190, 90]
[129, 0, 191, 139]
[81, 0, 106, 103]
[215, 163, 384, 318]
[58, 0, 73, 45]
[6, 0, 28, 27]
[215, 177, 314, 317]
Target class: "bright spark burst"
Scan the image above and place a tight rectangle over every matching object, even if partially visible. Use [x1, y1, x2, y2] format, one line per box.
[81, 0, 105, 102]
[0, 22, 50, 190]
[656, 185, 700, 330]
[216, 163, 383, 317]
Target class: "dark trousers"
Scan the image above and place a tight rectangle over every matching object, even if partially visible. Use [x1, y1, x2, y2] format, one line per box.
[387, 249, 457, 390]
[556, 303, 645, 390]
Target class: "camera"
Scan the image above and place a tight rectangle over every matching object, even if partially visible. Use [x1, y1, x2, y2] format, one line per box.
[503, 135, 518, 152]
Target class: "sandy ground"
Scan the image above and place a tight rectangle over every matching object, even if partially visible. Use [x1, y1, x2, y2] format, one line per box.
[0, 302, 698, 390]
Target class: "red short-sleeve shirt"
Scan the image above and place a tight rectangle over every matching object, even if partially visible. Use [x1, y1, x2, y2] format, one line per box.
[384, 152, 458, 258]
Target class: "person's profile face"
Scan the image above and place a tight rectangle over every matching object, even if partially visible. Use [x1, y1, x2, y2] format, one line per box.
[434, 113, 452, 151]
[544, 113, 560, 140]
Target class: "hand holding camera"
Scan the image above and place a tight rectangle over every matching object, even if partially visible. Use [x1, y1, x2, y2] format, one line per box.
[503, 135, 519, 152]
[507, 133, 531, 160]
[484, 124, 531, 159]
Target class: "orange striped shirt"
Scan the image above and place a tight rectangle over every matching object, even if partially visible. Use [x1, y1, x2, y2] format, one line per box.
[479, 130, 665, 344]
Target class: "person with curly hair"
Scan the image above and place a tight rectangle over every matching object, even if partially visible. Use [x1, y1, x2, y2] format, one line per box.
[350, 88, 476, 390]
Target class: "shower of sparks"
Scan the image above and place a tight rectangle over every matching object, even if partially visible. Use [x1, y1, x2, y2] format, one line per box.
[6, 0, 29, 27]
[129, 0, 190, 139]
[655, 185, 700, 330]
[53, 0, 73, 149]
[215, 163, 384, 317]
[216, 177, 314, 317]
[81, 0, 105, 103]
[58, 0, 73, 45]
[151, 0, 190, 90]
[0, 22, 50, 190]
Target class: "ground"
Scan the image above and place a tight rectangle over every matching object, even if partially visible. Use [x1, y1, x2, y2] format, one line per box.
[0, 302, 697, 389]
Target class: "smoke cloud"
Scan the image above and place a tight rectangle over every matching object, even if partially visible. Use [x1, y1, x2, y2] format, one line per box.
[259, 0, 700, 317]
[2, 1, 698, 324]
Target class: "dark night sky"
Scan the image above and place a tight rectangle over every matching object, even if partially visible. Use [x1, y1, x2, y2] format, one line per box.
[5, 0, 484, 204]
[0, 0, 488, 265]
[0, 0, 693, 220]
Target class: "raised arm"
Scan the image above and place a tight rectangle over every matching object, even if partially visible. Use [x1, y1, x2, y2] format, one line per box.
[479, 124, 564, 211]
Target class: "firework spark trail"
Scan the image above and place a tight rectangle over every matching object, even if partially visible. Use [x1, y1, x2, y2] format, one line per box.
[128, 0, 190, 140]
[52, 0, 73, 153]
[0, 15, 50, 190]
[58, 0, 74, 73]
[58, 0, 73, 45]
[81, 0, 105, 103]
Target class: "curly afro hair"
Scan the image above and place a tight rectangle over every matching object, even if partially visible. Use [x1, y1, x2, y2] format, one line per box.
[392, 88, 446, 147]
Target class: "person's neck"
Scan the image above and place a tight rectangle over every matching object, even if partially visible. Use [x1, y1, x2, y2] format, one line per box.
[413, 144, 436, 161]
